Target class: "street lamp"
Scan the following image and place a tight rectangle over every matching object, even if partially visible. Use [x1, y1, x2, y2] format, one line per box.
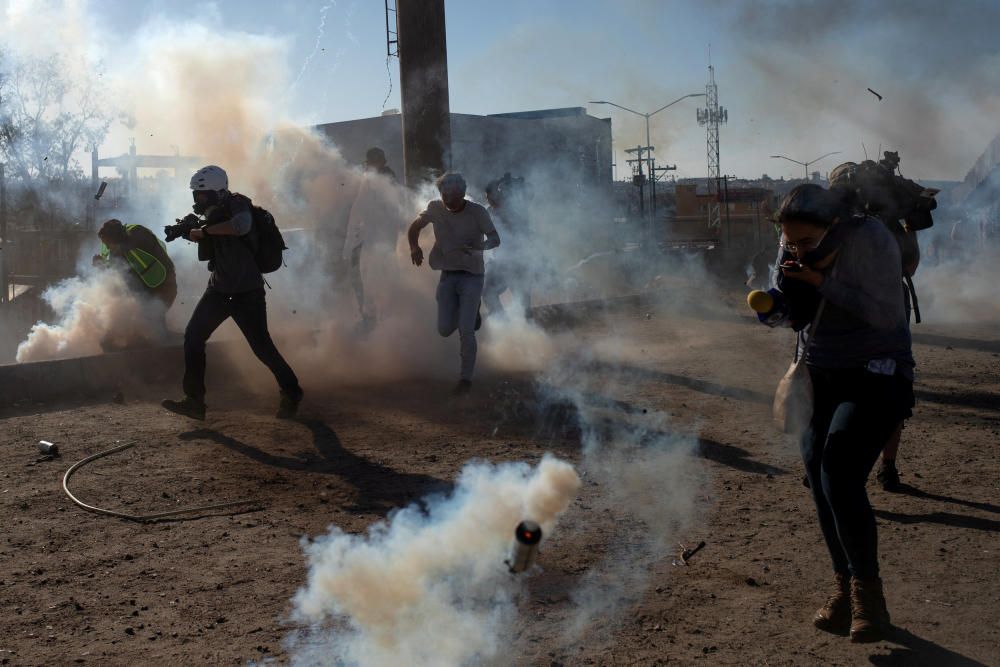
[769, 151, 842, 180]
[590, 93, 705, 217]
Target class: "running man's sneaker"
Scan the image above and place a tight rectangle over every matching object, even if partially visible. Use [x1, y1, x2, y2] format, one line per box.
[161, 396, 206, 421]
[277, 390, 303, 420]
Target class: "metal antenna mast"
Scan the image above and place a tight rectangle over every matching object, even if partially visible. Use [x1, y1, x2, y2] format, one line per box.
[697, 60, 727, 228]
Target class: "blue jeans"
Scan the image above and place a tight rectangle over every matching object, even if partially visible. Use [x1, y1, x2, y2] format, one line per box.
[436, 271, 484, 381]
[801, 367, 914, 579]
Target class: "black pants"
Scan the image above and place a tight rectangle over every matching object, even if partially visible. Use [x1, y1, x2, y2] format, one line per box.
[801, 367, 914, 580]
[183, 287, 301, 402]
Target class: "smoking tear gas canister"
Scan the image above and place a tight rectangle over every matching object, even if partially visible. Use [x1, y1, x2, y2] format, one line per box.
[506, 521, 543, 573]
[38, 441, 59, 456]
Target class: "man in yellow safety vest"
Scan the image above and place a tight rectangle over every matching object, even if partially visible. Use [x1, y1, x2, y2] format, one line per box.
[94, 218, 178, 309]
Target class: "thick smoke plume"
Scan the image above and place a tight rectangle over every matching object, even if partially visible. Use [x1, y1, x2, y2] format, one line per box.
[15, 267, 167, 362]
[535, 348, 703, 645]
[291, 455, 581, 667]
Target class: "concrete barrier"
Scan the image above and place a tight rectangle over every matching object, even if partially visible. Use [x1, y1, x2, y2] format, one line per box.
[0, 343, 188, 406]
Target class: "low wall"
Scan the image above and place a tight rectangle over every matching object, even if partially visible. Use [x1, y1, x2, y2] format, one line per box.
[0, 343, 188, 407]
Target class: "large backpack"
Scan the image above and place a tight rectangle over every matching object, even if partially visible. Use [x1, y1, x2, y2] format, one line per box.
[829, 157, 937, 276]
[830, 155, 938, 322]
[250, 205, 286, 274]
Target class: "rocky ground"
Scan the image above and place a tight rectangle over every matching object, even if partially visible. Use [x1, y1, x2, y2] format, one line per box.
[1, 294, 997, 666]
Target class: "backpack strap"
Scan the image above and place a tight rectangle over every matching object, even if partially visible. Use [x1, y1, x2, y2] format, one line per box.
[795, 299, 827, 363]
[904, 274, 921, 324]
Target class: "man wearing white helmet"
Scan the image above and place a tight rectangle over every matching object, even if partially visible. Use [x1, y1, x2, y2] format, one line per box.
[161, 165, 303, 420]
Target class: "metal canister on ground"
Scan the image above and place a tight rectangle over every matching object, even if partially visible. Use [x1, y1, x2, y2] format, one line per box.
[38, 440, 59, 456]
[506, 520, 543, 573]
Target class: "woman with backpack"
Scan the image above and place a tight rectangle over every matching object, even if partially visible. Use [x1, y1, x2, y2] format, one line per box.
[773, 184, 915, 643]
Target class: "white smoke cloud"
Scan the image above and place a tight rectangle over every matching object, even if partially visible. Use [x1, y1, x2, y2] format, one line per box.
[917, 247, 1000, 324]
[290, 455, 581, 667]
[15, 266, 168, 362]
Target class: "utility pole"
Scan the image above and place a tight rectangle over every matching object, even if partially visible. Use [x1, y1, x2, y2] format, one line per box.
[590, 93, 704, 219]
[723, 175, 731, 247]
[395, 0, 452, 187]
[0, 162, 6, 305]
[625, 145, 649, 216]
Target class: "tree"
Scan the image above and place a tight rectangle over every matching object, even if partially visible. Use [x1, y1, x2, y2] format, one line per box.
[0, 51, 113, 182]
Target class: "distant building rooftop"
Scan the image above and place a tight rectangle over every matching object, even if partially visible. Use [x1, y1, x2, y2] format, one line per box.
[487, 107, 589, 120]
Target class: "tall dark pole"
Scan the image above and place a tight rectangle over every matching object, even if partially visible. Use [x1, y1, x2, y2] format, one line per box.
[632, 145, 645, 216]
[396, 0, 452, 188]
[0, 163, 6, 304]
[723, 175, 731, 248]
[646, 115, 656, 218]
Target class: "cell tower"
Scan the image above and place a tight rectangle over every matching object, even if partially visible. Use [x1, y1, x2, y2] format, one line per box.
[697, 62, 728, 228]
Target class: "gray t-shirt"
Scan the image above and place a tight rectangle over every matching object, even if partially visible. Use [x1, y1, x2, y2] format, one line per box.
[419, 199, 499, 275]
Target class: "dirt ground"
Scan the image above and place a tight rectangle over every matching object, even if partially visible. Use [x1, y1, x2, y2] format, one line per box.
[1, 294, 998, 666]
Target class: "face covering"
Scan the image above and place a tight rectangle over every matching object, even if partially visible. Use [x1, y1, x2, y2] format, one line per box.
[192, 189, 220, 214]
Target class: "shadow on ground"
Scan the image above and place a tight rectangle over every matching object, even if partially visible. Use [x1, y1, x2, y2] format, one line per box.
[869, 626, 991, 666]
[179, 419, 452, 515]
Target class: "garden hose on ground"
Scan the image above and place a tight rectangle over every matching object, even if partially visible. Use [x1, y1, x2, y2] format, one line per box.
[62, 441, 259, 522]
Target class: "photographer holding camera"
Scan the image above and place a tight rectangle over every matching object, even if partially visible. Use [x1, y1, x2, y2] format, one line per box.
[161, 165, 303, 421]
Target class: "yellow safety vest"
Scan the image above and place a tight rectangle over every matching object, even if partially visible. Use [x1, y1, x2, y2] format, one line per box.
[99, 224, 170, 290]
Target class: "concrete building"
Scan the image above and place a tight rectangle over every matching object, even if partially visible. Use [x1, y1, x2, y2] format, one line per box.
[670, 182, 774, 250]
[316, 107, 612, 197]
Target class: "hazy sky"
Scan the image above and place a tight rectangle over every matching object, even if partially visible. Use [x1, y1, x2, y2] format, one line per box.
[7, 0, 1000, 181]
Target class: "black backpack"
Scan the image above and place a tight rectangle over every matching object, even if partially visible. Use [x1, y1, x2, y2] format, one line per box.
[830, 155, 938, 322]
[249, 205, 286, 273]
[829, 157, 937, 277]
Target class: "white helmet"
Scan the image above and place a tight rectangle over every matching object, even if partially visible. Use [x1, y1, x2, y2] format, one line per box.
[190, 165, 228, 192]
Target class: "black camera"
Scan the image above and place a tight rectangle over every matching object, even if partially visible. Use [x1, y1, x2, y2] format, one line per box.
[164, 213, 202, 242]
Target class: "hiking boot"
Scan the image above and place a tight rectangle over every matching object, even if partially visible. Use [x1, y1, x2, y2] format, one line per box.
[876, 460, 901, 492]
[452, 379, 472, 396]
[813, 573, 851, 635]
[161, 396, 206, 421]
[849, 576, 891, 643]
[277, 390, 303, 420]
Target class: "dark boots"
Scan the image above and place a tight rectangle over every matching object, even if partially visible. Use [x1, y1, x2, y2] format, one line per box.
[849, 576, 891, 643]
[161, 396, 206, 421]
[813, 573, 851, 634]
[876, 459, 902, 492]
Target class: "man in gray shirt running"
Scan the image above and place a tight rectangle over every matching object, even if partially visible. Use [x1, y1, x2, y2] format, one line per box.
[408, 172, 500, 395]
